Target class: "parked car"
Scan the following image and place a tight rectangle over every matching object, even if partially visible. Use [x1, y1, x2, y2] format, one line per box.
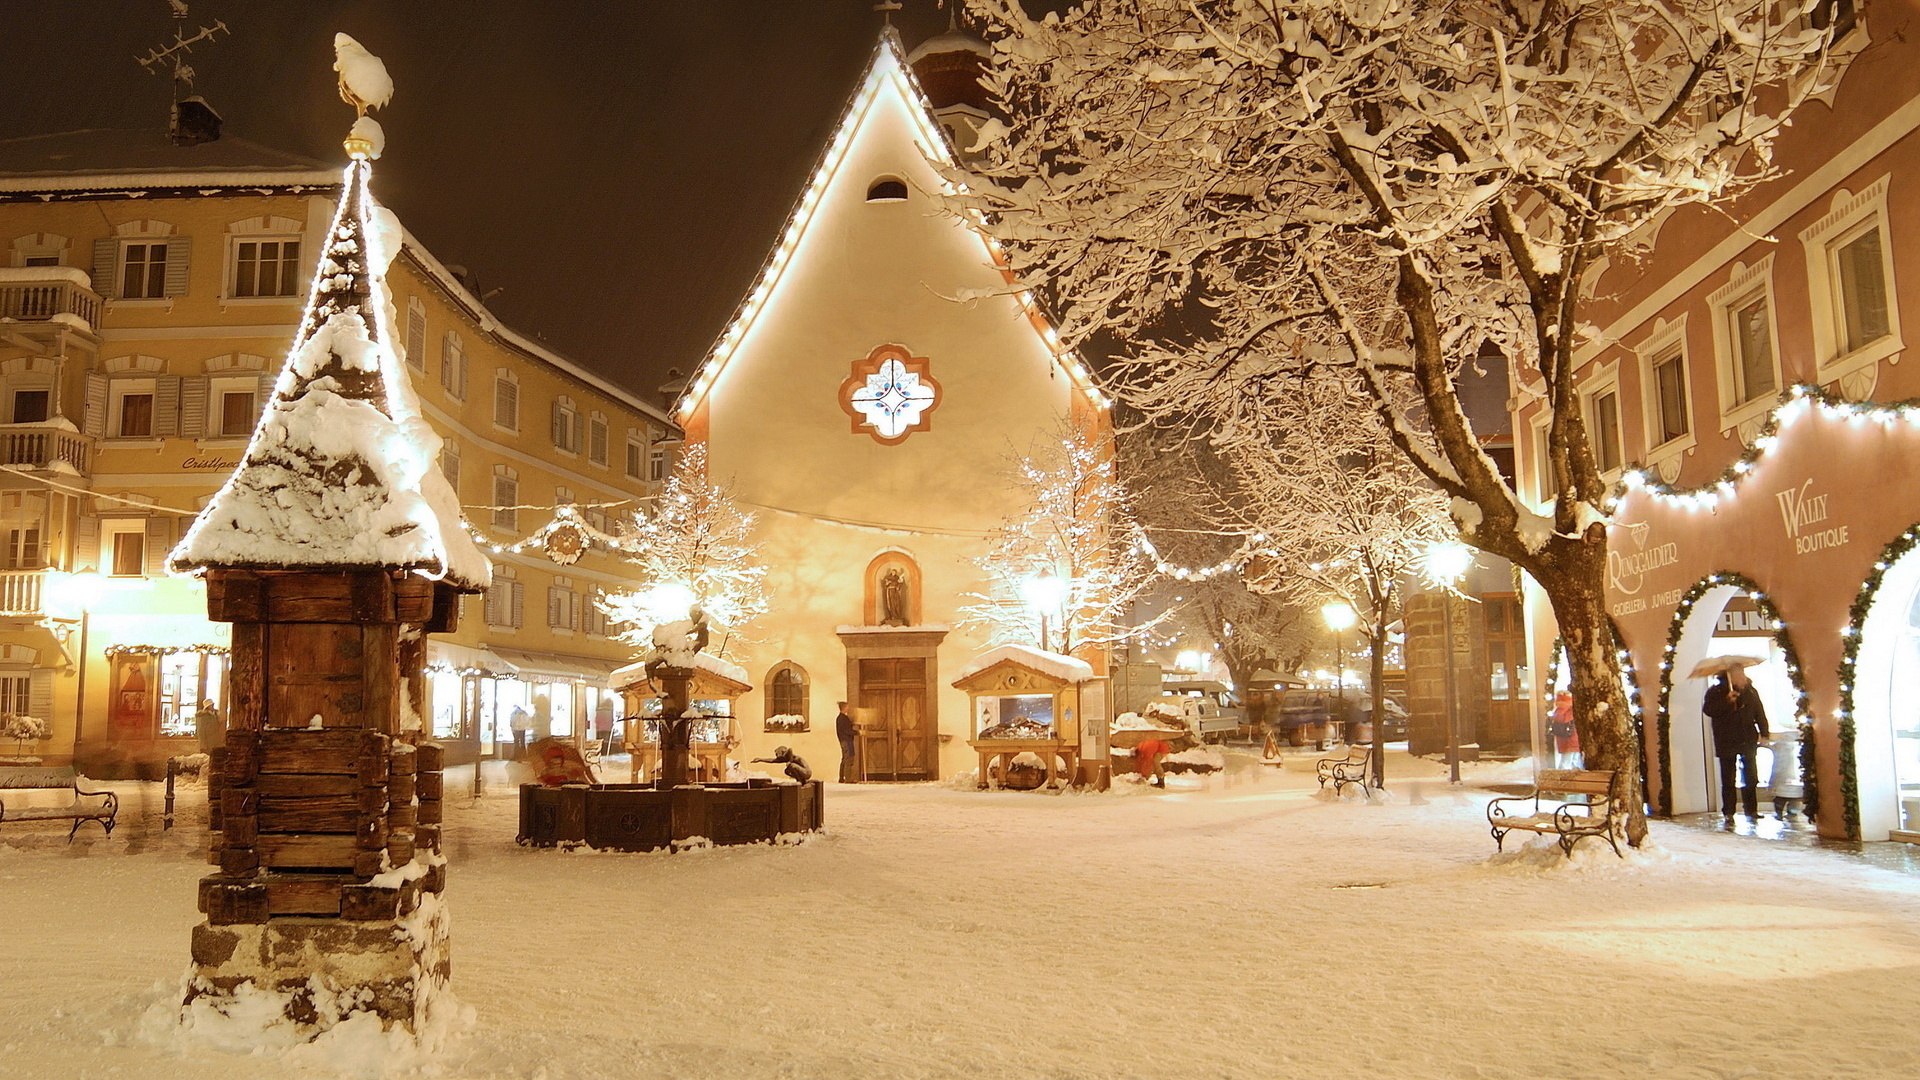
[1157, 681, 1246, 743]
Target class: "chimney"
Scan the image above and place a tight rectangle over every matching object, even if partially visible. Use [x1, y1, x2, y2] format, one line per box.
[170, 95, 222, 145]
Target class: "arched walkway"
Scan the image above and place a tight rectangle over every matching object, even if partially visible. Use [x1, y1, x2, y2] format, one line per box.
[1656, 572, 1810, 818]
[1838, 524, 1920, 841]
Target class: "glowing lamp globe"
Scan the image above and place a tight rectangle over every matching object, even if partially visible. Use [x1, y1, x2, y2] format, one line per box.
[1321, 600, 1357, 632]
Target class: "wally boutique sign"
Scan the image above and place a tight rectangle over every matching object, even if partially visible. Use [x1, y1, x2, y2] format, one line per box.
[1774, 479, 1850, 555]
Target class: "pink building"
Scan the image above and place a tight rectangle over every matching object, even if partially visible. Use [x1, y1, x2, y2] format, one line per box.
[1513, 1, 1920, 842]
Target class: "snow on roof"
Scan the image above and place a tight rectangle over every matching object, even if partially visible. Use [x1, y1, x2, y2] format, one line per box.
[0, 130, 335, 192]
[907, 30, 992, 63]
[170, 159, 488, 591]
[954, 644, 1095, 686]
[611, 650, 751, 691]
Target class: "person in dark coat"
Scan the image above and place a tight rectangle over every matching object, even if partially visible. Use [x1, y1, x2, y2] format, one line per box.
[1702, 667, 1769, 822]
[835, 701, 858, 783]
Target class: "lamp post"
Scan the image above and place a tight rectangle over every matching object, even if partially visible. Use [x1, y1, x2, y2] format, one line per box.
[1022, 570, 1068, 654]
[44, 571, 108, 768]
[1320, 600, 1356, 752]
[1424, 542, 1476, 786]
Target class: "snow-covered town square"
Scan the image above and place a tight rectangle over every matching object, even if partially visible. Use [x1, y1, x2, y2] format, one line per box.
[6, 0, 1920, 1076]
[3, 758, 1918, 1080]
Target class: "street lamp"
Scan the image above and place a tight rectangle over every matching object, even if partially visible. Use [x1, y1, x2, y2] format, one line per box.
[1021, 570, 1068, 653]
[1424, 542, 1477, 786]
[44, 571, 109, 766]
[1320, 600, 1356, 750]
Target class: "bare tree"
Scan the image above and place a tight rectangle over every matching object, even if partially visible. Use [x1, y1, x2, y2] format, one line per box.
[955, 0, 1841, 842]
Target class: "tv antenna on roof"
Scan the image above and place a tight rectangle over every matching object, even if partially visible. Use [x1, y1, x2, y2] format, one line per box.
[135, 1, 230, 92]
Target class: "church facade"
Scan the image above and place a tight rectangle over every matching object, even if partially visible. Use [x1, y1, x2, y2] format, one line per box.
[674, 32, 1110, 781]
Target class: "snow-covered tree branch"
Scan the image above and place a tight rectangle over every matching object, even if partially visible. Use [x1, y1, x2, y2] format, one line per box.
[957, 0, 1842, 842]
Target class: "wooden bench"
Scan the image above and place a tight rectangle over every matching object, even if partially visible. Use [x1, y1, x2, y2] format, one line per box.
[0, 766, 118, 841]
[1487, 768, 1623, 858]
[1316, 744, 1372, 795]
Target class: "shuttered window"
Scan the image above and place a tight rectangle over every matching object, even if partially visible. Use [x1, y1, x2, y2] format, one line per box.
[440, 333, 467, 398]
[0, 674, 30, 717]
[492, 471, 518, 530]
[120, 242, 168, 299]
[119, 394, 154, 437]
[405, 298, 427, 371]
[588, 417, 608, 466]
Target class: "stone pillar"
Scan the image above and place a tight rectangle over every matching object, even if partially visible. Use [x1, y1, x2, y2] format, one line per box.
[656, 665, 694, 788]
[189, 569, 461, 1033]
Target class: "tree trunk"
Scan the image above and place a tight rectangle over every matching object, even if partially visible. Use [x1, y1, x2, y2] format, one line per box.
[1369, 614, 1390, 789]
[1533, 539, 1647, 846]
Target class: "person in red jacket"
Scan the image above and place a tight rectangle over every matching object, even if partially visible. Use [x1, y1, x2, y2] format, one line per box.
[1135, 738, 1172, 787]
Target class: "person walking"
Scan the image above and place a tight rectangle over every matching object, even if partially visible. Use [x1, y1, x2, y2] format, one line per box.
[1548, 691, 1579, 768]
[1702, 667, 1769, 823]
[193, 698, 224, 753]
[835, 701, 858, 783]
[509, 704, 532, 758]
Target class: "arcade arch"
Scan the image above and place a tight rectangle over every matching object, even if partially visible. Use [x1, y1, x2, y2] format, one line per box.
[1839, 526, 1920, 841]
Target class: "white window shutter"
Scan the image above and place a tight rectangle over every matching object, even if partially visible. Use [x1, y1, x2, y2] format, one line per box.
[510, 581, 524, 628]
[162, 236, 191, 297]
[154, 374, 181, 437]
[180, 376, 209, 437]
[550, 400, 564, 446]
[83, 373, 107, 438]
[29, 670, 52, 721]
[75, 515, 99, 572]
[143, 517, 172, 576]
[405, 302, 426, 371]
[547, 587, 561, 627]
[91, 239, 119, 298]
[256, 374, 278, 420]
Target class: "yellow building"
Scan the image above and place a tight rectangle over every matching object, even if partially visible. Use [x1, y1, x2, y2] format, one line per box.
[0, 129, 674, 775]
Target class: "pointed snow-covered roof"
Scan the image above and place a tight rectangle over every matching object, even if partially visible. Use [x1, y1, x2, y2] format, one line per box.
[170, 156, 490, 591]
[674, 32, 1105, 424]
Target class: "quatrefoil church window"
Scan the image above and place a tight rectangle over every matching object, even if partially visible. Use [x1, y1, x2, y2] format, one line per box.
[839, 344, 941, 445]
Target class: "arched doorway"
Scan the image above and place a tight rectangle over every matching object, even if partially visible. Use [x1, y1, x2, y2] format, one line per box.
[1840, 526, 1920, 842]
[1659, 573, 1809, 820]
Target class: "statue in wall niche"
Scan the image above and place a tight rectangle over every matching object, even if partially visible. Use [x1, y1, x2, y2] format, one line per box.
[880, 568, 909, 626]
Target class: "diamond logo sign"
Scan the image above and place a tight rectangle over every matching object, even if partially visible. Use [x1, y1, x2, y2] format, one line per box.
[839, 345, 941, 444]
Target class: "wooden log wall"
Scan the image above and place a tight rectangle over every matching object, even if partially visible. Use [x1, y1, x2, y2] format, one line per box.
[197, 570, 457, 928]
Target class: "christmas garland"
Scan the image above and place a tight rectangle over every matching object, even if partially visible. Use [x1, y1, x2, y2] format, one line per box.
[1829, 523, 1920, 840]
[1799, 718, 1820, 826]
[1655, 571, 1812, 820]
[103, 643, 228, 658]
[1617, 383, 1920, 507]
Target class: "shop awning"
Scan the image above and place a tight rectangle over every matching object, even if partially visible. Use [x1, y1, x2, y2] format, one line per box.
[488, 647, 628, 688]
[426, 640, 514, 676]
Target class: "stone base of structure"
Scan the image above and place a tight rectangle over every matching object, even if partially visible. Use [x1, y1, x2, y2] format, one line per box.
[184, 890, 449, 1032]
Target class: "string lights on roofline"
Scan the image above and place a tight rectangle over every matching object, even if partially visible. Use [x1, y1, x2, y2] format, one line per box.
[672, 38, 1108, 425]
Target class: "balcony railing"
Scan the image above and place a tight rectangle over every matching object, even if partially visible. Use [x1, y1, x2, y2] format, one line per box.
[0, 570, 42, 616]
[0, 424, 90, 474]
[0, 273, 102, 330]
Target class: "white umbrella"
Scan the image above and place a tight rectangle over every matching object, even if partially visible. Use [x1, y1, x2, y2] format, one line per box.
[1688, 654, 1766, 679]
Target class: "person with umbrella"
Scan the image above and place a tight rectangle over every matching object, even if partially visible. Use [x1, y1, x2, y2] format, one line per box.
[1698, 657, 1769, 824]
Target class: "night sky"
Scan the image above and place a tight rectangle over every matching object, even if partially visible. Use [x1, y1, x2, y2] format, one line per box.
[3, 0, 993, 399]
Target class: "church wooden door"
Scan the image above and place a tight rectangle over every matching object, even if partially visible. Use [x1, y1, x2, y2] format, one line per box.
[857, 658, 929, 781]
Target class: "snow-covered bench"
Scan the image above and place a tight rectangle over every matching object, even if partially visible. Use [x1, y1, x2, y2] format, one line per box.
[1315, 744, 1371, 795]
[1487, 768, 1623, 858]
[0, 766, 118, 841]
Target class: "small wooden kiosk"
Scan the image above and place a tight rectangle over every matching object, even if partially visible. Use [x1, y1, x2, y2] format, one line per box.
[612, 655, 751, 783]
[955, 645, 1095, 790]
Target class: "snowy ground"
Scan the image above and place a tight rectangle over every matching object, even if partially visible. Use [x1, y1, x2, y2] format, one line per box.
[2, 750, 1918, 1079]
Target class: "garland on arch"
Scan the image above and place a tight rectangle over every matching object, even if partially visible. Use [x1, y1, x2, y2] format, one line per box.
[1829, 523, 1920, 840]
[1655, 572, 1813, 821]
